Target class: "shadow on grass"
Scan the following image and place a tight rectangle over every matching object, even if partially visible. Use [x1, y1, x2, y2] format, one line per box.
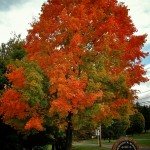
[72, 145, 110, 150]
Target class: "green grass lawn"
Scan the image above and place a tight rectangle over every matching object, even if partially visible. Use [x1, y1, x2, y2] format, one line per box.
[127, 131, 150, 147]
[74, 138, 114, 145]
[128, 131, 150, 139]
[72, 145, 110, 150]
[136, 140, 150, 147]
[73, 139, 112, 150]
[72, 132, 150, 149]
[47, 145, 110, 150]
[47, 131, 150, 150]
[47, 145, 52, 150]
[47, 140, 112, 150]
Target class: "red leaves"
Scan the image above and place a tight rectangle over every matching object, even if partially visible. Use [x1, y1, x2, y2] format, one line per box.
[49, 98, 72, 116]
[110, 99, 129, 110]
[126, 64, 148, 86]
[70, 33, 83, 47]
[25, 116, 44, 131]
[6, 67, 26, 89]
[126, 35, 148, 61]
[49, 76, 103, 117]
[0, 89, 29, 121]
[0, 0, 147, 132]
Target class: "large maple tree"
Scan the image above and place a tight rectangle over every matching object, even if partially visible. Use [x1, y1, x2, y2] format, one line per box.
[0, 0, 148, 150]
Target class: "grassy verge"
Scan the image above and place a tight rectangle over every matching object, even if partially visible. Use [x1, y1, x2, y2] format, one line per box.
[128, 131, 150, 139]
[72, 145, 110, 150]
[74, 139, 114, 145]
[47, 131, 150, 150]
[127, 130, 150, 147]
[136, 140, 150, 147]
[72, 139, 112, 150]
[46, 140, 112, 150]
[47, 145, 52, 150]
[47, 144, 111, 150]
[72, 133, 150, 149]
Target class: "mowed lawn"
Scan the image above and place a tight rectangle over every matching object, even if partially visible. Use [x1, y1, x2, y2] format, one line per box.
[47, 131, 150, 150]
[72, 145, 110, 150]
[47, 144, 110, 150]
[128, 131, 150, 147]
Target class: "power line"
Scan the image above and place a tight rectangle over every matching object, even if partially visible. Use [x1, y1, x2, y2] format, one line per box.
[138, 95, 150, 100]
[145, 66, 150, 70]
[138, 90, 150, 94]
[140, 101, 150, 103]
[143, 76, 150, 78]
[139, 101, 150, 106]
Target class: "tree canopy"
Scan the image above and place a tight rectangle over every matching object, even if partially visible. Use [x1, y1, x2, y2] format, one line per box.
[0, 0, 148, 149]
[127, 112, 145, 134]
[136, 103, 150, 132]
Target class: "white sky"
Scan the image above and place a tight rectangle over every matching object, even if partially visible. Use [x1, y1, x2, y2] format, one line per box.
[0, 0, 150, 105]
[118, 0, 150, 105]
[0, 0, 45, 44]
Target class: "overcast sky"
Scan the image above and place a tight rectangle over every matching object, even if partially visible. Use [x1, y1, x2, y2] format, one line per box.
[0, 0, 150, 105]
[0, 0, 45, 44]
[118, 0, 150, 105]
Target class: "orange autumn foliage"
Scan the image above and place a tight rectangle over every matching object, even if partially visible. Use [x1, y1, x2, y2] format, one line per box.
[24, 0, 147, 126]
[0, 89, 29, 121]
[0, 62, 46, 131]
[25, 116, 44, 131]
[93, 99, 131, 123]
[6, 67, 26, 89]
[0, 0, 148, 132]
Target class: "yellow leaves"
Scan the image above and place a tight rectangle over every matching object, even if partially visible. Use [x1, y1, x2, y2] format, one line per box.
[6, 64, 15, 73]
[109, 99, 132, 116]
[49, 74, 103, 118]
[4, 0, 145, 132]
[100, 104, 111, 118]
[49, 87, 103, 119]
[93, 103, 114, 123]
[95, 91, 103, 99]
[25, 116, 44, 131]
[0, 60, 49, 131]
[94, 98, 131, 123]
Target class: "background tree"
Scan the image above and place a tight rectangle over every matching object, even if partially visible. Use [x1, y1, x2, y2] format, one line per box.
[136, 103, 150, 132]
[0, 36, 31, 150]
[0, 34, 26, 91]
[0, 0, 148, 150]
[0, 60, 7, 92]
[0, 36, 58, 149]
[102, 118, 130, 141]
[0, 34, 26, 61]
[126, 112, 145, 134]
[141, 106, 150, 132]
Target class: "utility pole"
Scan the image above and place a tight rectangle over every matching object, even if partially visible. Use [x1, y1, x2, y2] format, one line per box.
[99, 123, 102, 147]
[97, 123, 102, 147]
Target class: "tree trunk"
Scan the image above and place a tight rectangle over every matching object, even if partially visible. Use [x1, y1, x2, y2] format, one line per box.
[52, 112, 73, 150]
[52, 137, 66, 150]
[65, 112, 73, 150]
